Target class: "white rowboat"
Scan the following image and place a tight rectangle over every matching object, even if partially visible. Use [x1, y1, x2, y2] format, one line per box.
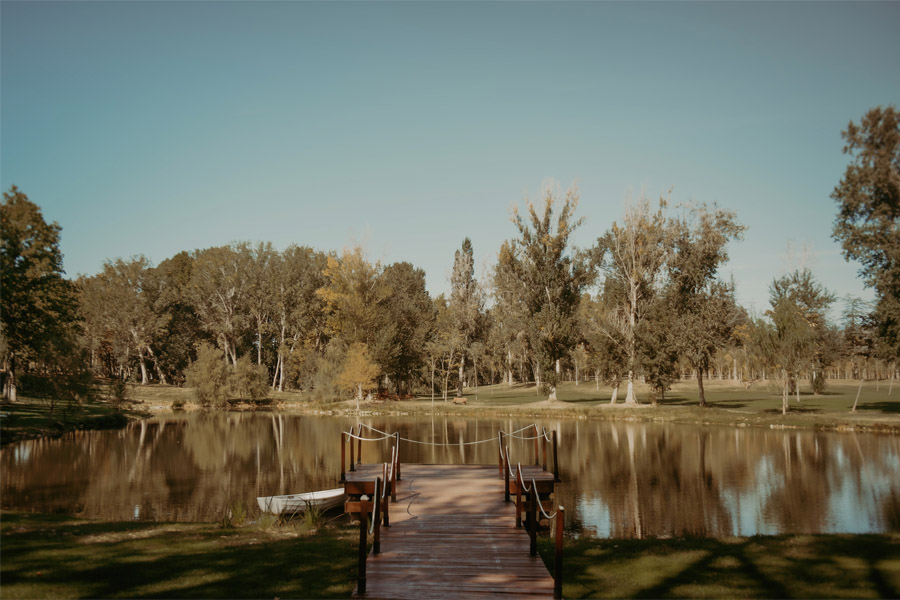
[257, 488, 347, 514]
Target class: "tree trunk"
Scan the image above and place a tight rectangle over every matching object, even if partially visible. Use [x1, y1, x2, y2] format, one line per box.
[139, 355, 149, 385]
[782, 369, 789, 415]
[851, 378, 863, 413]
[3, 356, 17, 401]
[610, 381, 619, 404]
[457, 358, 464, 398]
[548, 386, 557, 402]
[697, 368, 706, 407]
[624, 370, 636, 404]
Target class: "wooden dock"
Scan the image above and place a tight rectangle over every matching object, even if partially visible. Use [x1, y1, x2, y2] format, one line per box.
[345, 464, 557, 599]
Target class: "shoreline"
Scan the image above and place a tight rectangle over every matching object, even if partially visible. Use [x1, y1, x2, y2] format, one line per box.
[3, 379, 899, 446]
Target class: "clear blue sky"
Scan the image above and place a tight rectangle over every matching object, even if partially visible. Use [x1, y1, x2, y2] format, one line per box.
[2, 1, 898, 319]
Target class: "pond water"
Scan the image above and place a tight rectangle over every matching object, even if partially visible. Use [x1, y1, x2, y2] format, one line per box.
[2, 413, 898, 538]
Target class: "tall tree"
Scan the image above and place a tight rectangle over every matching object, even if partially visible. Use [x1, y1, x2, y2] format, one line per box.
[380, 262, 434, 394]
[82, 256, 170, 384]
[243, 242, 278, 367]
[271, 246, 327, 392]
[1, 187, 79, 400]
[832, 106, 900, 360]
[594, 195, 669, 404]
[499, 184, 593, 401]
[187, 244, 251, 366]
[765, 269, 836, 414]
[317, 246, 394, 376]
[449, 238, 484, 396]
[667, 204, 745, 406]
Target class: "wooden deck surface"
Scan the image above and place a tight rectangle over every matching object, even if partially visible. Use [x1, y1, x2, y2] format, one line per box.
[347, 464, 556, 599]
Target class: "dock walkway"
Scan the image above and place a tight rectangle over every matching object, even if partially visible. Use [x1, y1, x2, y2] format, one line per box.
[346, 464, 556, 599]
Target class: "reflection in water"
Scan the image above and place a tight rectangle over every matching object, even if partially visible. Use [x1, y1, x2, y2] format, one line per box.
[2, 414, 898, 538]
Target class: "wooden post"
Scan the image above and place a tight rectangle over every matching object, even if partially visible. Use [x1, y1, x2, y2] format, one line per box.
[498, 432, 503, 479]
[552, 430, 560, 483]
[554, 506, 565, 599]
[515, 480, 522, 528]
[529, 486, 537, 557]
[340, 432, 346, 482]
[542, 430, 548, 472]
[504, 446, 511, 503]
[533, 424, 540, 466]
[357, 434, 362, 465]
[395, 432, 401, 481]
[349, 427, 356, 472]
[373, 478, 381, 555]
[358, 505, 367, 595]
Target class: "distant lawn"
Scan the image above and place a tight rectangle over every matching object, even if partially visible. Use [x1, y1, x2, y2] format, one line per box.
[0, 512, 357, 599]
[542, 534, 900, 599]
[0, 396, 149, 446]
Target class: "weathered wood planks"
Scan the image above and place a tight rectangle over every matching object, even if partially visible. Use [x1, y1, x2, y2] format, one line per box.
[347, 464, 556, 599]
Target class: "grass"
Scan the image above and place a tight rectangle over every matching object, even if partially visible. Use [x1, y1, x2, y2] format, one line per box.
[538, 534, 900, 599]
[0, 511, 358, 599]
[4, 378, 898, 447]
[4, 511, 898, 599]
[0, 396, 150, 446]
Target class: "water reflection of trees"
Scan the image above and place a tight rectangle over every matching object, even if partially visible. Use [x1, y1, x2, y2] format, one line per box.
[553, 422, 900, 538]
[1, 415, 898, 534]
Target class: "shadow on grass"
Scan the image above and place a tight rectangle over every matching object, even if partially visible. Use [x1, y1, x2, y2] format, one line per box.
[1, 513, 357, 599]
[856, 401, 900, 414]
[542, 534, 900, 599]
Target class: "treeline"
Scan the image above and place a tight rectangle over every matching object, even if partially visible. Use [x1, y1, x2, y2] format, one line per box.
[2, 107, 897, 413]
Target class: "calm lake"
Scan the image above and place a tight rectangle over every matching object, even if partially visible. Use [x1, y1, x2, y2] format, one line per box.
[2, 413, 898, 538]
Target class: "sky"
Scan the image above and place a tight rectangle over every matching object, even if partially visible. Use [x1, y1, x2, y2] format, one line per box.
[2, 1, 898, 320]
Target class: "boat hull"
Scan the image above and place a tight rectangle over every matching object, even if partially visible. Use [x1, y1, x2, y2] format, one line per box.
[257, 488, 347, 514]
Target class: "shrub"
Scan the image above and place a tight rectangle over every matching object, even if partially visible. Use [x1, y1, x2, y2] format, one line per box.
[184, 343, 229, 407]
[228, 356, 270, 402]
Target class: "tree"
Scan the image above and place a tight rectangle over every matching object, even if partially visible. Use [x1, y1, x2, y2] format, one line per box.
[667, 203, 745, 406]
[336, 342, 379, 411]
[184, 342, 230, 406]
[271, 246, 327, 392]
[317, 246, 394, 374]
[81, 256, 170, 385]
[764, 269, 836, 414]
[593, 194, 669, 404]
[498, 184, 593, 401]
[1, 187, 80, 401]
[242, 242, 278, 367]
[187, 245, 251, 366]
[449, 238, 484, 397]
[832, 106, 900, 360]
[229, 355, 270, 402]
[379, 262, 434, 394]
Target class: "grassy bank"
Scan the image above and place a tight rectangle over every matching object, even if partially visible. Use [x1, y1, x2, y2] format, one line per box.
[0, 511, 357, 599]
[0, 397, 150, 446]
[539, 534, 900, 599]
[3, 378, 897, 447]
[3, 512, 898, 599]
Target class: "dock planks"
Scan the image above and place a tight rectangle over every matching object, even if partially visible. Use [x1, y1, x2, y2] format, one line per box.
[346, 464, 555, 599]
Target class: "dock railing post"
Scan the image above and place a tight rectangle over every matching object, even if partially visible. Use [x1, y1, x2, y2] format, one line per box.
[373, 477, 381, 555]
[554, 506, 565, 599]
[357, 434, 362, 465]
[529, 486, 537, 557]
[504, 446, 510, 503]
[497, 432, 503, 479]
[340, 432, 346, 483]
[533, 424, 540, 466]
[349, 427, 356, 472]
[542, 429, 548, 472]
[358, 504, 367, 595]
[394, 432, 401, 481]
[552, 430, 560, 482]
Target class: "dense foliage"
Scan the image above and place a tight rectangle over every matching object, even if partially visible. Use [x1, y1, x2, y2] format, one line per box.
[2, 109, 898, 408]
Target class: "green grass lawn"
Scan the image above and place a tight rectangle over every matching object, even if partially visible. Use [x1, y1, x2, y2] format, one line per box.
[541, 534, 900, 599]
[4, 511, 898, 599]
[0, 397, 150, 446]
[0, 512, 357, 599]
